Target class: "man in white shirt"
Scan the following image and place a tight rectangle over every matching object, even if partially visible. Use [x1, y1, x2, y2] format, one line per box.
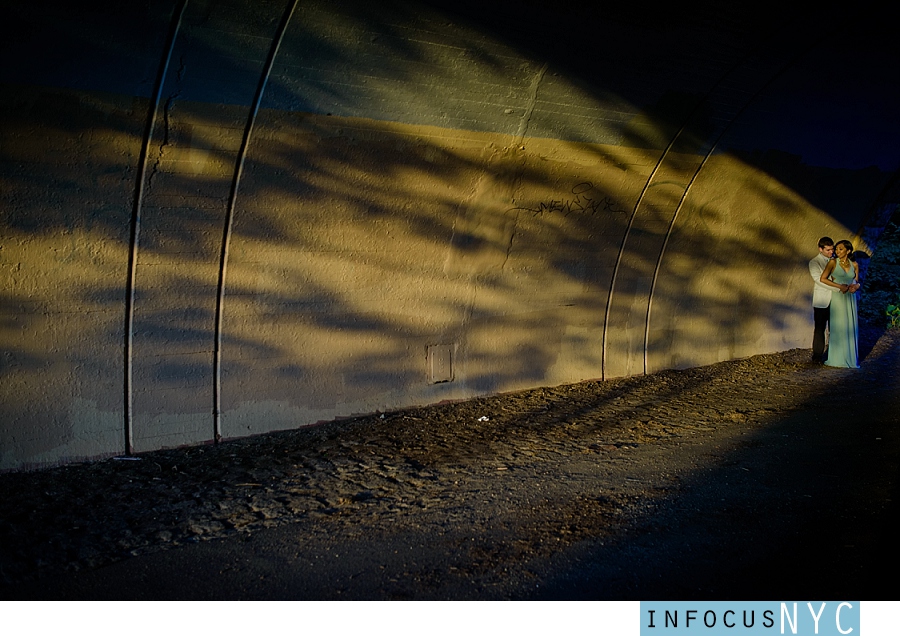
[808, 236, 835, 362]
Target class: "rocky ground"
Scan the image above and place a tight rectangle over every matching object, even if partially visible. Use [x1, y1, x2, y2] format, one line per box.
[1, 326, 898, 600]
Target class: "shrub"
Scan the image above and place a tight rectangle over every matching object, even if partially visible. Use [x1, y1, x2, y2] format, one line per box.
[887, 297, 900, 329]
[861, 214, 900, 327]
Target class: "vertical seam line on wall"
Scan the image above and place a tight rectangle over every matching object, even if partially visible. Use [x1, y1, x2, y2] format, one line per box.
[213, 0, 299, 442]
[124, 0, 189, 455]
[641, 148, 715, 375]
[603, 9, 839, 379]
[603, 41, 766, 380]
[642, 43, 827, 374]
[600, 128, 684, 380]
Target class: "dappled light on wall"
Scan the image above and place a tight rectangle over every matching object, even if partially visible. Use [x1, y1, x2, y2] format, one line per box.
[1, 0, 897, 470]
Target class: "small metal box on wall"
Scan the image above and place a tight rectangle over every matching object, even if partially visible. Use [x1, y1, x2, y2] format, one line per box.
[427, 344, 454, 383]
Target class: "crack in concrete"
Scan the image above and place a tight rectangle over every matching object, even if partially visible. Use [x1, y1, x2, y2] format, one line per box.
[514, 62, 548, 148]
[501, 209, 519, 271]
[148, 57, 185, 188]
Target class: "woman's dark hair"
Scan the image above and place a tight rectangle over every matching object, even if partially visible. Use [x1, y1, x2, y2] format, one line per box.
[836, 239, 854, 258]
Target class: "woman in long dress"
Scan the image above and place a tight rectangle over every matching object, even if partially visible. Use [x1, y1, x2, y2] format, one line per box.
[819, 239, 860, 368]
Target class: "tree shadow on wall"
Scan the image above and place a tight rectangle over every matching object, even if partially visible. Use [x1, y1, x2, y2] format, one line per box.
[3, 0, 899, 462]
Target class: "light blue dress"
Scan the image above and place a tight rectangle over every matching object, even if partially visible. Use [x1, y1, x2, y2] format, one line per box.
[824, 261, 859, 368]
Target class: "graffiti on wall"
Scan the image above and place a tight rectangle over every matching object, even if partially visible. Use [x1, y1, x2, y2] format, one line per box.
[510, 182, 629, 217]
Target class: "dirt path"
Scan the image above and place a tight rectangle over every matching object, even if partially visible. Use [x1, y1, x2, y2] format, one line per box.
[2, 329, 898, 599]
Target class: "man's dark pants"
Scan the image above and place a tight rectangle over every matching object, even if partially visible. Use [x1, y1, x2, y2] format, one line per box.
[813, 306, 830, 361]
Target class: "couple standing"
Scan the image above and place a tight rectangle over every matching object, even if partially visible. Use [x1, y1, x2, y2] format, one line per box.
[809, 236, 860, 368]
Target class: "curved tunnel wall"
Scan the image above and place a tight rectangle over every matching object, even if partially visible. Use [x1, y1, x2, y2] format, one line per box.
[2, 0, 899, 470]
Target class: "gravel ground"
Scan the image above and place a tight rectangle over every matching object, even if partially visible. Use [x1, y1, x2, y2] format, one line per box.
[1, 326, 898, 599]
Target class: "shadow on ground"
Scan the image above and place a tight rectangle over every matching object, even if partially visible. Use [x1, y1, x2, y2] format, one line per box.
[1, 327, 897, 599]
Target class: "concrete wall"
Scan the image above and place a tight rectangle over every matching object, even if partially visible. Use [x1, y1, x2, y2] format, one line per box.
[2, 0, 899, 470]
